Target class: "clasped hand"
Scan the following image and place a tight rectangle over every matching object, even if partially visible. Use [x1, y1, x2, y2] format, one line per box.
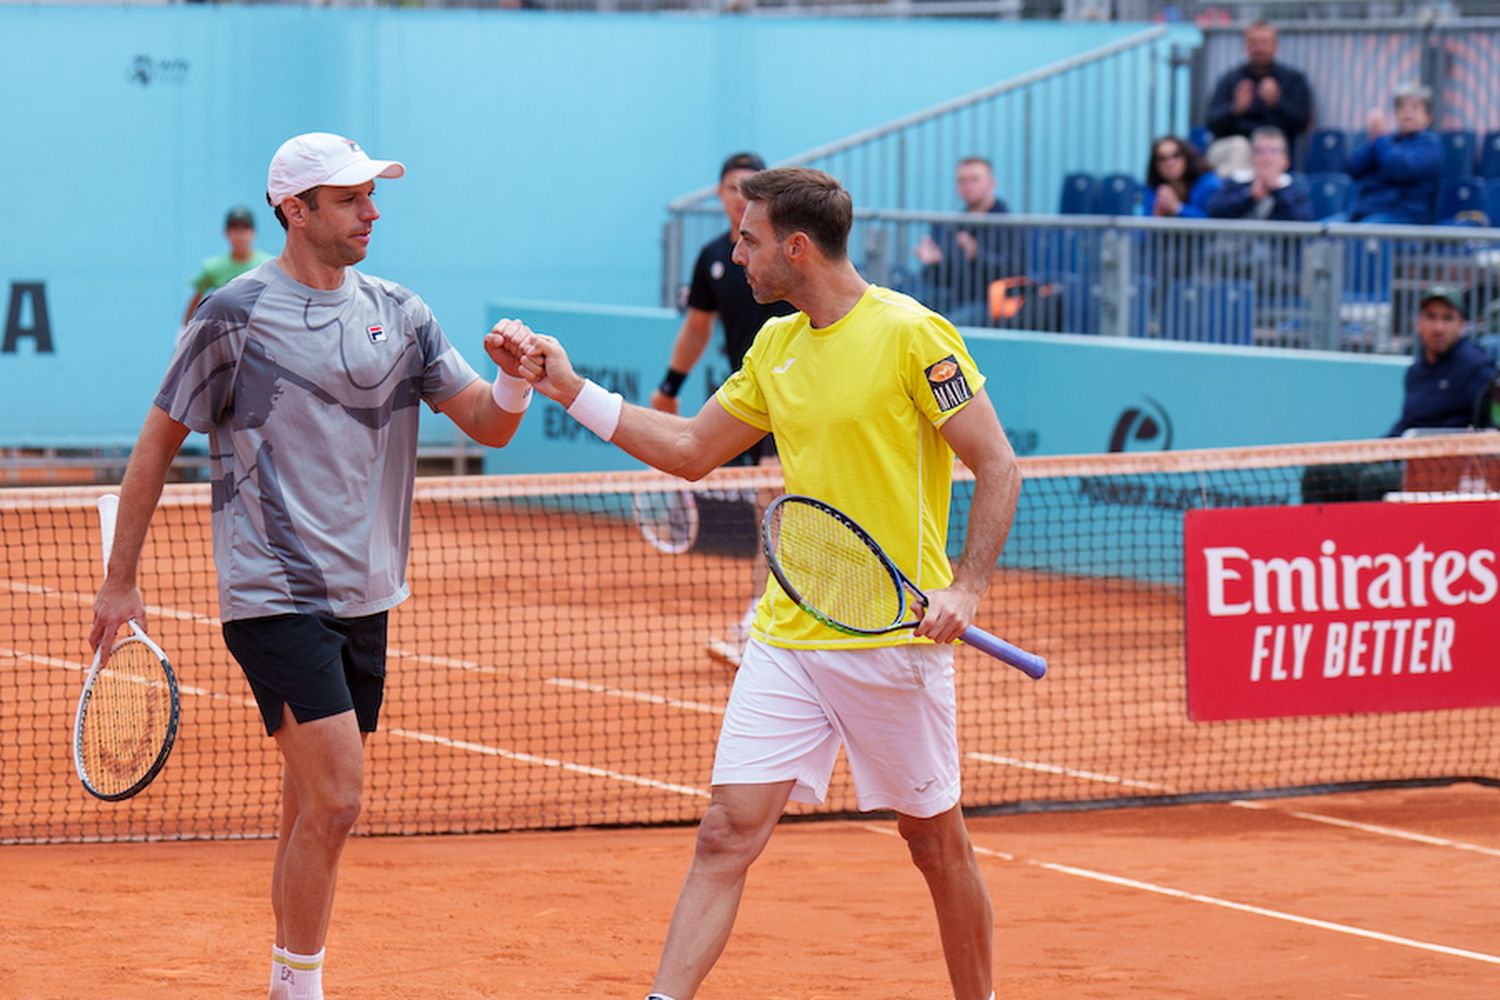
[484, 319, 582, 405]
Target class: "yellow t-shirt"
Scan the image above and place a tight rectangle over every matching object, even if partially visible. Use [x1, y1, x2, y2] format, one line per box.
[717, 284, 987, 649]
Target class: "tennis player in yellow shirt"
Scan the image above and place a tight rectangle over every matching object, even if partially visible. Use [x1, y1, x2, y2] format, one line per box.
[491, 166, 1020, 1000]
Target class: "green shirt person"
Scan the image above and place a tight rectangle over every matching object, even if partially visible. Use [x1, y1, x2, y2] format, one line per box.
[183, 205, 272, 324]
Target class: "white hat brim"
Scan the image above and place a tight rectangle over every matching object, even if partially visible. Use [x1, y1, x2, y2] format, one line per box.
[320, 159, 406, 189]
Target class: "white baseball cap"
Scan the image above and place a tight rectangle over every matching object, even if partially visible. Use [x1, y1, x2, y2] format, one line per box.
[266, 132, 406, 207]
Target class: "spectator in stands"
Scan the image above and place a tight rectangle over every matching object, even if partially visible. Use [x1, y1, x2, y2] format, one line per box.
[1205, 22, 1313, 148]
[914, 156, 1012, 327]
[1302, 285, 1496, 501]
[183, 205, 271, 325]
[1142, 136, 1222, 218]
[1206, 127, 1313, 221]
[1204, 135, 1252, 178]
[1388, 285, 1495, 436]
[1346, 83, 1443, 225]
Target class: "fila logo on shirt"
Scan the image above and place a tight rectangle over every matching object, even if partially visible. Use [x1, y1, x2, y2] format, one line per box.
[367, 324, 387, 344]
[925, 354, 972, 411]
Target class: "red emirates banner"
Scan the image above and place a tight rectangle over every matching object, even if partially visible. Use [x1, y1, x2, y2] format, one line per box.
[1184, 501, 1500, 721]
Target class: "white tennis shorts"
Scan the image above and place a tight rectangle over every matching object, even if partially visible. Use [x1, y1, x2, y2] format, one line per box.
[711, 638, 961, 818]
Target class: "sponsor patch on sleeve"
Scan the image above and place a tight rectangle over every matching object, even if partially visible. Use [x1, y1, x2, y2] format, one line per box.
[925, 354, 973, 411]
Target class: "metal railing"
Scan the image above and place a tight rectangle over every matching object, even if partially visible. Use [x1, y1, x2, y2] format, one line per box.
[662, 25, 1188, 305]
[666, 202, 1500, 351]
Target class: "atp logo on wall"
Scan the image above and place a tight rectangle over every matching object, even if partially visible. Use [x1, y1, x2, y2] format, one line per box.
[125, 55, 190, 87]
[1107, 396, 1173, 453]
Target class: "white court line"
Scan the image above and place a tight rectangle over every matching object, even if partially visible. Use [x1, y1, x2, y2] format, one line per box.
[3, 579, 220, 626]
[966, 752, 1167, 791]
[4, 645, 708, 801]
[544, 677, 725, 715]
[388, 728, 709, 798]
[1228, 799, 1500, 859]
[388, 646, 513, 677]
[0, 646, 245, 705]
[862, 824, 1500, 967]
[966, 751, 1500, 859]
[3, 579, 689, 696]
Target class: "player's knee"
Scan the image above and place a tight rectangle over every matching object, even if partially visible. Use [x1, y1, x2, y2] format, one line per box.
[306, 788, 362, 839]
[900, 820, 970, 875]
[692, 806, 762, 869]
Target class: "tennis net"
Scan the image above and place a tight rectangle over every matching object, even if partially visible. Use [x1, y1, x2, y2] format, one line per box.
[3, 435, 1498, 844]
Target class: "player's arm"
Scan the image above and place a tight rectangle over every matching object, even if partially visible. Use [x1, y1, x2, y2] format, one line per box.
[914, 388, 1021, 644]
[650, 308, 716, 414]
[498, 322, 763, 479]
[89, 405, 192, 652]
[434, 374, 526, 449]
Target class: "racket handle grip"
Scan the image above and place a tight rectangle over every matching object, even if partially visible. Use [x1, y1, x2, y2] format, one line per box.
[959, 626, 1047, 680]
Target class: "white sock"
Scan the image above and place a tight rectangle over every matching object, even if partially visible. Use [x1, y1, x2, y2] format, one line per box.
[270, 945, 289, 995]
[276, 947, 325, 1000]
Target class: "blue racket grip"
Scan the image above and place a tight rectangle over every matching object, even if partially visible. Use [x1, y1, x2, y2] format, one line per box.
[959, 626, 1047, 680]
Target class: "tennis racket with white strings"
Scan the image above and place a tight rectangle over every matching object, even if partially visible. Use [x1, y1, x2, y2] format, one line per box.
[73, 493, 180, 801]
[762, 494, 1046, 680]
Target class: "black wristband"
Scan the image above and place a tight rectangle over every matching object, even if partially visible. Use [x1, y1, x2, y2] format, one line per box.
[658, 368, 688, 397]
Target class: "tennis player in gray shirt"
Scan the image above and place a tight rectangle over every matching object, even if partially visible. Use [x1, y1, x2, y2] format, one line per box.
[90, 132, 535, 1000]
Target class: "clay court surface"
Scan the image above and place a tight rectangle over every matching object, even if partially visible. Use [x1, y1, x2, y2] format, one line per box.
[4, 782, 1498, 998]
[4, 460, 1498, 997]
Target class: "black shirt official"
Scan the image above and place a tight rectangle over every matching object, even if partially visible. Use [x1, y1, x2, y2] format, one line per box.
[686, 231, 795, 372]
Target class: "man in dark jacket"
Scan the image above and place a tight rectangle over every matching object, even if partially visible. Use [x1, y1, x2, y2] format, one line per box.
[1302, 285, 1496, 502]
[1348, 84, 1443, 225]
[1205, 22, 1313, 148]
[1207, 127, 1314, 221]
[1389, 285, 1496, 436]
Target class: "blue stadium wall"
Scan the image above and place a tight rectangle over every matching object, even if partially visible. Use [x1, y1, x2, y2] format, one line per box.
[480, 301, 1406, 473]
[0, 7, 1146, 448]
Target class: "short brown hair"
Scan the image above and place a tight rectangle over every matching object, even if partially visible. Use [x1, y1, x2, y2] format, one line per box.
[737, 167, 852, 261]
[268, 186, 321, 231]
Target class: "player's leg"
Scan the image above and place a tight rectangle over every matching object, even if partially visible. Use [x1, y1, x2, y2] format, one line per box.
[897, 805, 994, 1000]
[653, 639, 842, 998]
[226, 612, 385, 999]
[275, 708, 365, 942]
[269, 766, 298, 995]
[811, 643, 992, 998]
[650, 780, 795, 998]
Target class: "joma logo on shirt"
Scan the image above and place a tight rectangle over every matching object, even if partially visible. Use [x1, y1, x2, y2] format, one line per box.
[925, 354, 972, 411]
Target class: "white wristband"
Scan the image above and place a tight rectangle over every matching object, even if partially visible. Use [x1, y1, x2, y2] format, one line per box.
[566, 379, 623, 441]
[490, 371, 533, 413]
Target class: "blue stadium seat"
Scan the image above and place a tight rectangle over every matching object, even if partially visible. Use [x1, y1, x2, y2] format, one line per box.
[1188, 125, 1213, 155]
[1097, 173, 1139, 215]
[1441, 130, 1478, 180]
[1304, 128, 1348, 175]
[1309, 173, 1353, 220]
[1162, 280, 1254, 345]
[1058, 173, 1099, 215]
[1481, 132, 1500, 180]
[1437, 176, 1485, 223]
[1485, 180, 1500, 229]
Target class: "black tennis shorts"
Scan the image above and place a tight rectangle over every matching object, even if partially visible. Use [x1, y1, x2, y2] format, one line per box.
[222, 611, 388, 736]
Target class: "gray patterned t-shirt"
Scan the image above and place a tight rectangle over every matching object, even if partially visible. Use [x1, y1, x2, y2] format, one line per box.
[157, 259, 478, 622]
